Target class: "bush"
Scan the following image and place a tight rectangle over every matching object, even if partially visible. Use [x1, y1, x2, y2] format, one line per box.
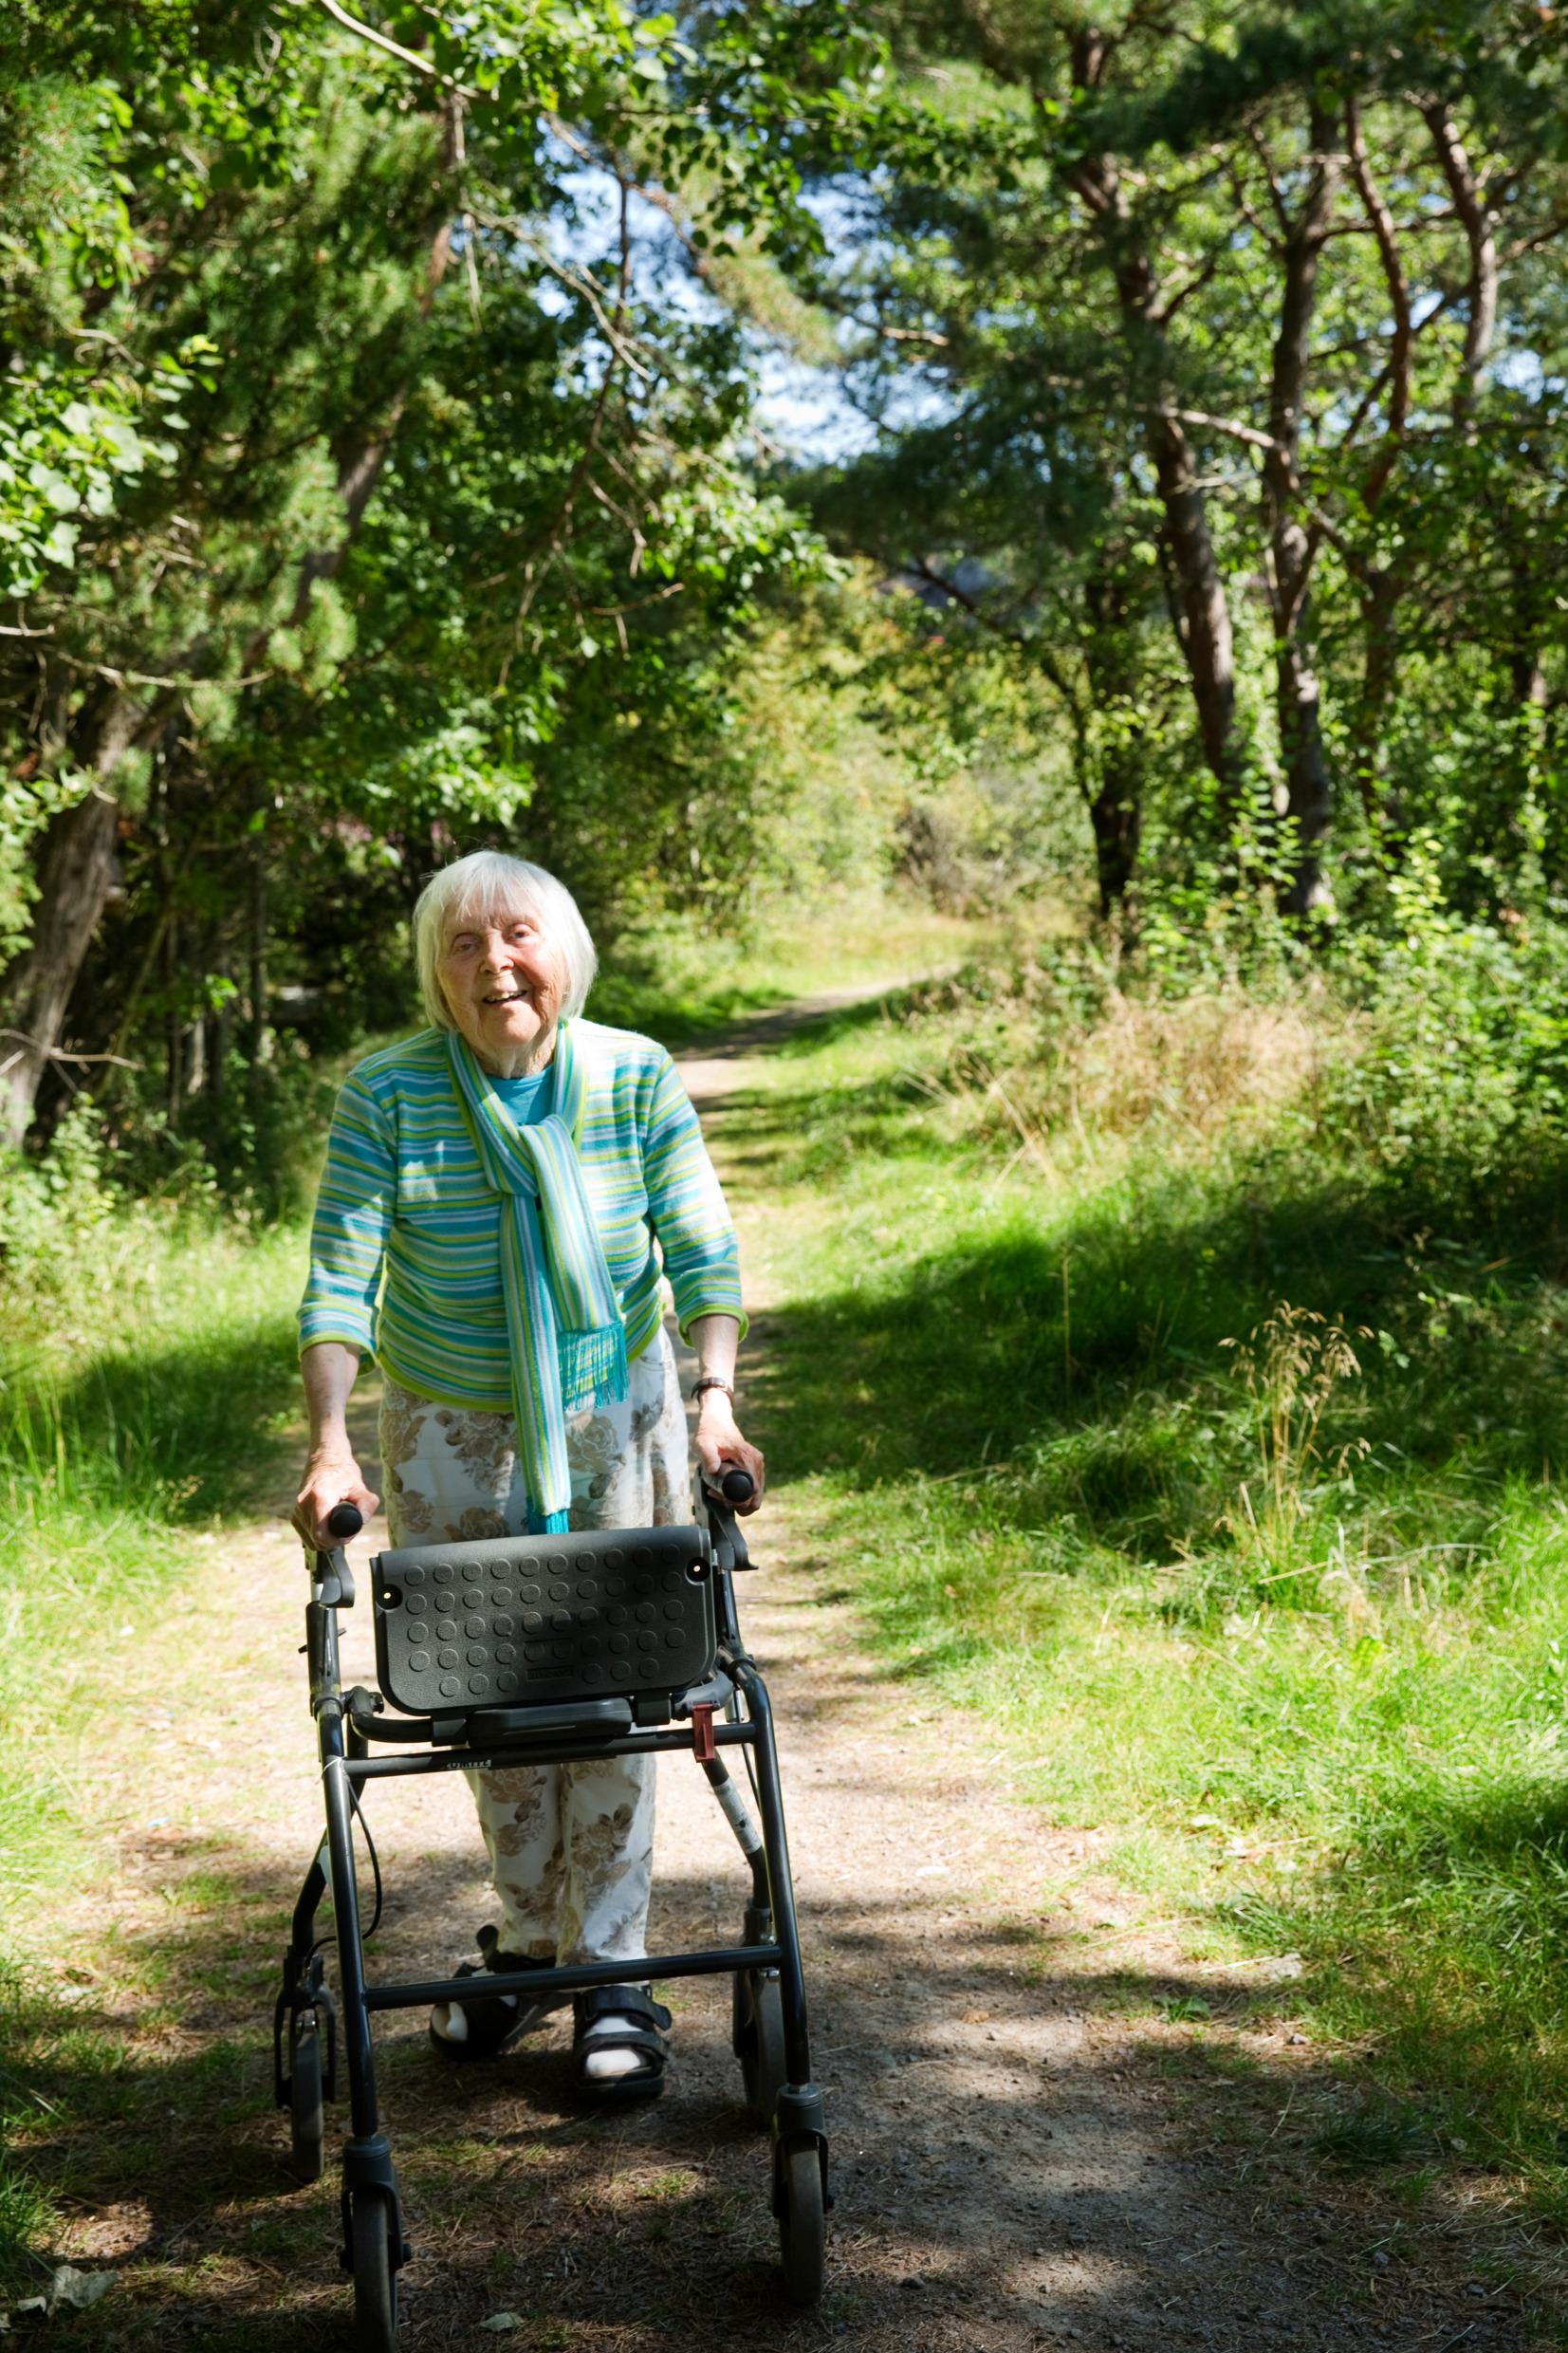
[900, 851, 1568, 1226]
[1310, 857, 1568, 1206]
[0, 1100, 202, 1361]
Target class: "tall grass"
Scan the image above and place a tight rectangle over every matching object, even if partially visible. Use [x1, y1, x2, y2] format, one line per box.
[0, 1183, 305, 2294]
[733, 956, 1568, 2239]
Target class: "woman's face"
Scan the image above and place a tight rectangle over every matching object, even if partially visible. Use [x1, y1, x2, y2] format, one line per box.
[437, 901, 568, 1072]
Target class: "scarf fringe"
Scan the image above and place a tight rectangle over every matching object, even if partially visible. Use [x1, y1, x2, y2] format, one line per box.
[559, 1323, 629, 1417]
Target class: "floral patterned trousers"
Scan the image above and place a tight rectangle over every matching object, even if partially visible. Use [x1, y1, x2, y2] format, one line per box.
[378, 1325, 689, 1967]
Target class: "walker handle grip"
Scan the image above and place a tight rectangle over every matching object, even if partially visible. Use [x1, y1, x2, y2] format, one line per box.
[315, 1500, 363, 1607]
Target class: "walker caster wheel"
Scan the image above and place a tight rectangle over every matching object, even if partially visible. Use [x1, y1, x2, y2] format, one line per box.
[350, 2189, 398, 2352]
[778, 2140, 826, 2307]
[287, 2010, 325, 2184]
[732, 1968, 787, 2128]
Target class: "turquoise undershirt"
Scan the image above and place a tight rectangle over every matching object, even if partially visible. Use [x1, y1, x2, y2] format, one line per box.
[491, 1066, 554, 1125]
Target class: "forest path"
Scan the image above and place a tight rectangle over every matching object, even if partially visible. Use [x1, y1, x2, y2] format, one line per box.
[33, 984, 1525, 2351]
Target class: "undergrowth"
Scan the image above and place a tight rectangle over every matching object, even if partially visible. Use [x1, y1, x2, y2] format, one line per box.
[733, 927, 1568, 2248]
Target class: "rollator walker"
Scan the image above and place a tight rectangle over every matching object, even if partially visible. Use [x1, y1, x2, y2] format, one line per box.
[272, 1471, 829, 2348]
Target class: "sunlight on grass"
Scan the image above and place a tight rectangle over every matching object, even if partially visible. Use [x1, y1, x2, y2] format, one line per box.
[727, 986, 1568, 2227]
[587, 895, 992, 1045]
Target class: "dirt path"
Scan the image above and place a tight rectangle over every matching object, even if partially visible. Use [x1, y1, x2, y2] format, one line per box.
[30, 992, 1535, 2351]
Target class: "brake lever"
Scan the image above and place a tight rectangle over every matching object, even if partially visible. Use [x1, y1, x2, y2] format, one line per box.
[699, 1467, 754, 1575]
[312, 1501, 363, 1608]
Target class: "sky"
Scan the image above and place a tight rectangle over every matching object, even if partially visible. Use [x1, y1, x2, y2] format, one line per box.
[542, 155, 894, 470]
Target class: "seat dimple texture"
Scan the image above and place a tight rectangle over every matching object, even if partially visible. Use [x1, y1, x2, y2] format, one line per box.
[373, 1526, 714, 1715]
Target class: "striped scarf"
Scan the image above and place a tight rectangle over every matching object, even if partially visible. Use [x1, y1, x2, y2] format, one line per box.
[447, 1023, 629, 1532]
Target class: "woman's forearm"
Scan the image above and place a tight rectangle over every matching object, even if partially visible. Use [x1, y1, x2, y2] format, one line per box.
[686, 1313, 765, 1510]
[688, 1312, 741, 1392]
[302, 1340, 363, 1447]
[294, 1343, 380, 1544]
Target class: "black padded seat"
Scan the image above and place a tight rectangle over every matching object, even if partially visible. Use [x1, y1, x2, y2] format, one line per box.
[370, 1525, 716, 1720]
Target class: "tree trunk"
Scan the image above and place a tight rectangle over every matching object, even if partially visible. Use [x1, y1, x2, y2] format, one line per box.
[1342, 101, 1413, 829]
[1352, 567, 1401, 827]
[0, 782, 123, 1150]
[1080, 562, 1144, 923]
[1422, 103, 1498, 432]
[1145, 405, 1239, 803]
[1510, 644, 1548, 711]
[1066, 56, 1243, 824]
[165, 909, 183, 1132]
[1087, 767, 1142, 920]
[247, 799, 268, 1093]
[1263, 104, 1341, 914]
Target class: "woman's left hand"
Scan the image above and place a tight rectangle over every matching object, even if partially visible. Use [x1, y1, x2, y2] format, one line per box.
[695, 1391, 766, 1514]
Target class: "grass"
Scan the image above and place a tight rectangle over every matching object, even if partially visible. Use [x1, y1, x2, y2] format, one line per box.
[587, 897, 987, 1045]
[0, 1221, 306, 1881]
[0, 1211, 308, 2296]
[710, 964, 1568, 2248]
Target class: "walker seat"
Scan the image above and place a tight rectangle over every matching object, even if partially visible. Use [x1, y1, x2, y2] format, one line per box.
[373, 1526, 716, 1723]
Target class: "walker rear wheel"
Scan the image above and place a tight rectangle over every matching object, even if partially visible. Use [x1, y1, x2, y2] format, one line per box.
[350, 2189, 398, 2353]
[733, 1968, 787, 2128]
[778, 2141, 826, 2307]
[287, 2011, 324, 2185]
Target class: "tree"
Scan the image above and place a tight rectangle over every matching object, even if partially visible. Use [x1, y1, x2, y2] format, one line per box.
[0, 0, 835, 1149]
[771, 0, 1568, 915]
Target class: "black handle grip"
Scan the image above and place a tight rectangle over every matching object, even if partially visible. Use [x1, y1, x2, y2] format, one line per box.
[326, 1501, 363, 1539]
[719, 1466, 755, 1506]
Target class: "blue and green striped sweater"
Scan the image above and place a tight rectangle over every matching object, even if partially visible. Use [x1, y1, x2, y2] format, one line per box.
[297, 1021, 746, 1411]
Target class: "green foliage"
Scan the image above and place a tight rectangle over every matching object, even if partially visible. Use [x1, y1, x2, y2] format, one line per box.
[773, 0, 1568, 927]
[0, 0, 881, 1171]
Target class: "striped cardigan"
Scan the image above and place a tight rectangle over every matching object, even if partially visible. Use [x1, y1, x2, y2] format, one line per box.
[297, 1021, 746, 1411]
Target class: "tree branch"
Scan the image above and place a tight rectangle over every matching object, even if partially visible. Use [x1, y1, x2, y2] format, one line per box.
[508, 176, 636, 650]
[1246, 120, 1292, 243]
[1420, 100, 1498, 427]
[1502, 206, 1568, 266]
[1153, 246, 1222, 328]
[1171, 406, 1281, 457]
[295, 0, 478, 97]
[906, 556, 1029, 650]
[1346, 95, 1411, 510]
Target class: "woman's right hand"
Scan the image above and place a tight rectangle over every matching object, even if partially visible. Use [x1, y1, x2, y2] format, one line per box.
[292, 1448, 380, 1549]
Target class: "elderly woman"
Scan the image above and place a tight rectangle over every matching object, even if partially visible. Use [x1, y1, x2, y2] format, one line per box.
[292, 849, 763, 2103]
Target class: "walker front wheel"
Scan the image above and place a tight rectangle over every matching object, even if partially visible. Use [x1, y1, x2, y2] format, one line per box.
[778, 2142, 826, 2307]
[287, 2010, 325, 2184]
[350, 2189, 398, 2352]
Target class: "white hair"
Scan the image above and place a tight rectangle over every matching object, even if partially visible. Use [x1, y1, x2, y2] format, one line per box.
[412, 851, 599, 1029]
